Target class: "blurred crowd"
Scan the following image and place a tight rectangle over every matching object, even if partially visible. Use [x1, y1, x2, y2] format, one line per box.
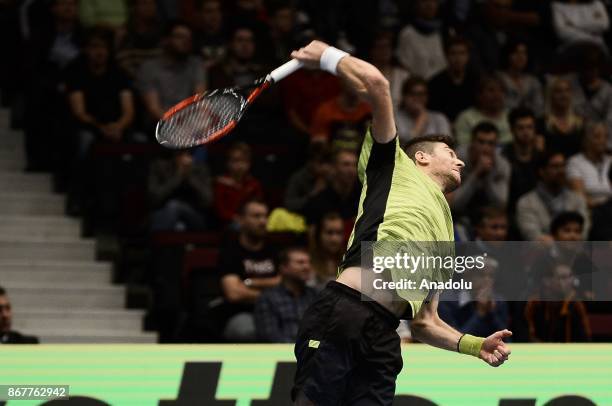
[1, 0, 612, 344]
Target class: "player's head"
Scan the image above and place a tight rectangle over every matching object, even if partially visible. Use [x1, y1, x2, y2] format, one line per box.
[0, 286, 11, 334]
[277, 247, 312, 284]
[237, 198, 269, 239]
[404, 134, 464, 193]
[551, 211, 584, 242]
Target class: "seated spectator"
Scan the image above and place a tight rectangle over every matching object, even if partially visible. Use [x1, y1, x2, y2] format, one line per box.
[219, 199, 280, 341]
[284, 143, 332, 213]
[497, 39, 544, 116]
[396, 77, 451, 147]
[549, 211, 595, 299]
[538, 76, 585, 158]
[65, 27, 134, 213]
[309, 212, 346, 290]
[396, 0, 446, 79]
[0, 286, 39, 344]
[552, 0, 609, 54]
[428, 36, 479, 122]
[193, 0, 227, 70]
[23, 0, 83, 172]
[213, 142, 263, 225]
[310, 80, 372, 151]
[254, 247, 317, 343]
[115, 0, 163, 79]
[525, 260, 591, 342]
[449, 122, 511, 224]
[368, 31, 410, 107]
[502, 107, 542, 221]
[570, 48, 612, 148]
[137, 21, 205, 125]
[266, 2, 301, 64]
[567, 122, 612, 208]
[439, 258, 509, 339]
[516, 151, 590, 241]
[79, 0, 128, 29]
[589, 166, 612, 240]
[303, 149, 361, 227]
[148, 150, 212, 231]
[455, 75, 512, 146]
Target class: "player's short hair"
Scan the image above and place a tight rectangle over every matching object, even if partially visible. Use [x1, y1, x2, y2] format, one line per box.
[0, 285, 6, 296]
[508, 107, 536, 128]
[471, 121, 499, 140]
[237, 197, 267, 216]
[550, 211, 584, 235]
[277, 246, 308, 269]
[404, 134, 455, 163]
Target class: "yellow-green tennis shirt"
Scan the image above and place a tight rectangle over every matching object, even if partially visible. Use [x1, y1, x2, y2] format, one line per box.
[339, 130, 455, 317]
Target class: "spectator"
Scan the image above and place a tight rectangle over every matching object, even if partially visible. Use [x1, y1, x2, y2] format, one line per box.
[589, 166, 612, 240]
[454, 75, 512, 146]
[309, 212, 345, 290]
[266, 2, 300, 64]
[396, 0, 446, 79]
[115, 0, 163, 79]
[254, 247, 316, 342]
[193, 0, 227, 70]
[497, 39, 544, 115]
[449, 122, 511, 223]
[23, 0, 83, 172]
[213, 142, 263, 225]
[439, 258, 509, 339]
[303, 148, 361, 227]
[309, 80, 371, 151]
[396, 76, 451, 146]
[539, 76, 585, 158]
[368, 31, 410, 107]
[79, 0, 128, 29]
[219, 199, 280, 341]
[137, 21, 205, 124]
[570, 48, 612, 148]
[552, 0, 609, 54]
[502, 107, 542, 220]
[516, 151, 590, 241]
[284, 143, 333, 213]
[525, 260, 591, 342]
[65, 27, 134, 214]
[549, 211, 595, 299]
[428, 36, 479, 122]
[148, 150, 212, 231]
[567, 122, 612, 208]
[0, 286, 39, 344]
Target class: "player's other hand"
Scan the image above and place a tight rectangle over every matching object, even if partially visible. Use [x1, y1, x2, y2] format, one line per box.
[290, 40, 330, 70]
[480, 329, 512, 367]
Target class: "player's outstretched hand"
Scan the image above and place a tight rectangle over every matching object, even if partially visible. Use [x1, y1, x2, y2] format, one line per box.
[290, 40, 330, 70]
[480, 329, 512, 367]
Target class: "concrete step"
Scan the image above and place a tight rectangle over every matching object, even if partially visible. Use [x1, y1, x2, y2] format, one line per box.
[4, 284, 124, 309]
[0, 173, 53, 193]
[0, 215, 81, 238]
[0, 269, 110, 285]
[13, 309, 144, 331]
[32, 329, 157, 344]
[0, 238, 95, 261]
[0, 193, 64, 215]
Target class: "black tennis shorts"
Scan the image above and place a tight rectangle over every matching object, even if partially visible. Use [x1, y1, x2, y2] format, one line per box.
[292, 281, 402, 405]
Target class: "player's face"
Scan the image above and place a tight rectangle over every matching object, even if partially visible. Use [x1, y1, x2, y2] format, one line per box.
[0, 295, 12, 333]
[430, 143, 464, 192]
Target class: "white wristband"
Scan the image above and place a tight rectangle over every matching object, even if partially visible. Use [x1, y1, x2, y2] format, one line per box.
[320, 46, 349, 75]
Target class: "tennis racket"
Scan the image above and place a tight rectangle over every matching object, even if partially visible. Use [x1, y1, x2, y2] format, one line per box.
[155, 59, 303, 149]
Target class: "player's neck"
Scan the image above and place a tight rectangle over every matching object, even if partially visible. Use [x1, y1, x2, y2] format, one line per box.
[417, 166, 445, 191]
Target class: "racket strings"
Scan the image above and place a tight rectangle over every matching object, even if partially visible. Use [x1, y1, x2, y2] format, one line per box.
[157, 89, 246, 148]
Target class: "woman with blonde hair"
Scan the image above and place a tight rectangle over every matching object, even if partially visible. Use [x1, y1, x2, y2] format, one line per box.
[538, 76, 585, 158]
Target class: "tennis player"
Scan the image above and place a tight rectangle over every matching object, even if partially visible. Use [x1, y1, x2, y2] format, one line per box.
[290, 41, 512, 405]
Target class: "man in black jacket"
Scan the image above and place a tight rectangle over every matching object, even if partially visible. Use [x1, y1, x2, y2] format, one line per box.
[0, 286, 39, 344]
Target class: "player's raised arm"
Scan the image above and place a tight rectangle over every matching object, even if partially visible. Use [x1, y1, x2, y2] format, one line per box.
[290, 41, 396, 144]
[411, 292, 512, 367]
